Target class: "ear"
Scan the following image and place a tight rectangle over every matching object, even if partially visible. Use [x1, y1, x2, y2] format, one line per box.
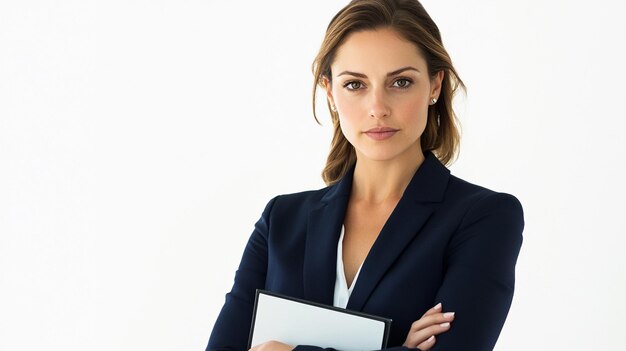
[430, 70, 444, 100]
[322, 75, 335, 107]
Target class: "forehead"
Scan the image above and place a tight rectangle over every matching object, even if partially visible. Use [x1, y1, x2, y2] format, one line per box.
[332, 27, 426, 77]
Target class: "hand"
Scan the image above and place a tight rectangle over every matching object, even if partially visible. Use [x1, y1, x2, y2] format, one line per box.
[249, 340, 294, 351]
[402, 302, 455, 350]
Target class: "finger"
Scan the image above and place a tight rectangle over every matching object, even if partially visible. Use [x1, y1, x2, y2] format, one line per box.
[406, 321, 451, 347]
[249, 341, 267, 351]
[421, 302, 442, 318]
[416, 335, 436, 351]
[410, 311, 456, 333]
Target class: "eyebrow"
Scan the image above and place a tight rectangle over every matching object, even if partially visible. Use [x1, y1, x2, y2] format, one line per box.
[336, 66, 420, 78]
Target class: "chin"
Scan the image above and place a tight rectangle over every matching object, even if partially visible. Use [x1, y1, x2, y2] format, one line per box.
[356, 141, 421, 163]
[357, 149, 403, 162]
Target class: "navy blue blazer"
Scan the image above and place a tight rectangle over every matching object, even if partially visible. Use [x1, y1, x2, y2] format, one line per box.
[207, 151, 524, 351]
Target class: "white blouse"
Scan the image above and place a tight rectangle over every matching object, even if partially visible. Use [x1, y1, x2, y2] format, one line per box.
[333, 224, 364, 309]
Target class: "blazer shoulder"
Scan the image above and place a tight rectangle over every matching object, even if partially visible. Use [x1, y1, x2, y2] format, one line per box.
[276, 183, 331, 204]
[446, 174, 523, 214]
[261, 184, 332, 220]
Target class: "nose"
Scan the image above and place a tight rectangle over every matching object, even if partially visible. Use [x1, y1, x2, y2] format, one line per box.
[369, 87, 391, 118]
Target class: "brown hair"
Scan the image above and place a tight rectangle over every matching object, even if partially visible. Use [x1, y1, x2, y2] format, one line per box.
[311, 0, 466, 186]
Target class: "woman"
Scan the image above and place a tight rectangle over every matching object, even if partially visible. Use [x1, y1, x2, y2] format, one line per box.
[207, 0, 524, 350]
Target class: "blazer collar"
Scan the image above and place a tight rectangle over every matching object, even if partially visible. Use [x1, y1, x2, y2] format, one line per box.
[320, 150, 450, 204]
[303, 151, 451, 310]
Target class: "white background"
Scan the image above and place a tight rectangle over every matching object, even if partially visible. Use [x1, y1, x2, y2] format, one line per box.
[1, 1, 625, 350]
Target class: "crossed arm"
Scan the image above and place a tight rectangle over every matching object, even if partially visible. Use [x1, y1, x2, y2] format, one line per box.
[207, 192, 524, 351]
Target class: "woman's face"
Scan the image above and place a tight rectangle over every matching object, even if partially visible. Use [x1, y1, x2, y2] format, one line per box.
[324, 27, 443, 163]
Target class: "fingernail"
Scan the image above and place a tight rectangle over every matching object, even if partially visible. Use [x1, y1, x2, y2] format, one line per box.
[427, 335, 435, 342]
[444, 312, 455, 318]
[440, 322, 450, 328]
[434, 302, 442, 310]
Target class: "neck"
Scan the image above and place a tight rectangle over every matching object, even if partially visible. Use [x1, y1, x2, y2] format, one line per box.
[351, 144, 426, 204]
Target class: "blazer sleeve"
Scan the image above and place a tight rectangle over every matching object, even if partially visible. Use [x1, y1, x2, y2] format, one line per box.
[293, 192, 524, 351]
[206, 195, 279, 351]
[428, 191, 524, 350]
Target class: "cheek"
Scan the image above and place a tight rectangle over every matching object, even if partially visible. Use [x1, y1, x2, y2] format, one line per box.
[402, 99, 429, 126]
[404, 97, 428, 115]
[336, 105, 362, 135]
[336, 97, 361, 118]
[338, 115, 356, 142]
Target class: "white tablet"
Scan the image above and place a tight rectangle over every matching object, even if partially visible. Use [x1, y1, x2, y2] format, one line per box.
[248, 289, 391, 350]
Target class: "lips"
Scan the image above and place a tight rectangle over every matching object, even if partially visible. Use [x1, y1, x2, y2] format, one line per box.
[364, 127, 399, 141]
[365, 127, 399, 133]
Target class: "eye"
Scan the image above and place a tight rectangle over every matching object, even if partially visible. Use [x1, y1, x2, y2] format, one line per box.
[393, 78, 413, 89]
[343, 80, 363, 91]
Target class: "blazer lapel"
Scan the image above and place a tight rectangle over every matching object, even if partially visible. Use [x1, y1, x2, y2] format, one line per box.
[303, 151, 450, 309]
[303, 164, 354, 305]
[347, 151, 450, 311]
